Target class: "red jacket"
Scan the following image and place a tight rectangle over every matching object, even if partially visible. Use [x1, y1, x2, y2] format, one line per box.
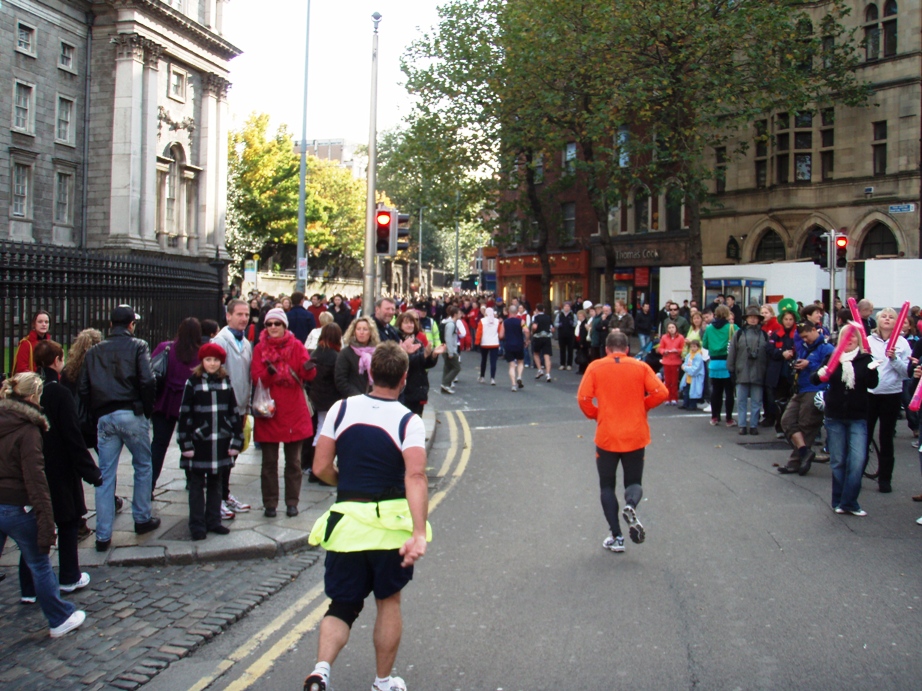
[14, 331, 46, 374]
[658, 333, 686, 367]
[251, 330, 316, 443]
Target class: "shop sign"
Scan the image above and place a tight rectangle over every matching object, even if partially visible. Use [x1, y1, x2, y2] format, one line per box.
[615, 248, 660, 262]
[635, 267, 650, 287]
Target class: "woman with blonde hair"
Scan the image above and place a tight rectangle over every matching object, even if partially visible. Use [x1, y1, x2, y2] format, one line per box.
[305, 311, 335, 352]
[61, 328, 103, 397]
[335, 316, 380, 398]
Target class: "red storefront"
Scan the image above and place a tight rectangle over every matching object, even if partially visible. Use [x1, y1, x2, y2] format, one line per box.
[496, 250, 590, 308]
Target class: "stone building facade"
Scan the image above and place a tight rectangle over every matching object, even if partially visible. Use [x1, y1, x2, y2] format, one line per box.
[1, 0, 239, 260]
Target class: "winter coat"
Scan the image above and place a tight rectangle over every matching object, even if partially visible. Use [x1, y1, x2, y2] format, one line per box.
[680, 352, 705, 400]
[476, 317, 501, 348]
[765, 325, 796, 390]
[634, 310, 655, 336]
[286, 305, 317, 344]
[309, 346, 341, 413]
[79, 326, 156, 419]
[0, 398, 55, 549]
[727, 324, 769, 385]
[405, 338, 441, 404]
[810, 352, 878, 420]
[331, 304, 354, 333]
[212, 327, 253, 416]
[589, 315, 603, 348]
[658, 333, 686, 367]
[177, 372, 243, 471]
[610, 312, 634, 336]
[37, 368, 101, 524]
[251, 330, 316, 443]
[335, 345, 371, 398]
[554, 310, 578, 340]
[14, 330, 47, 374]
[151, 340, 200, 419]
[662, 315, 690, 337]
[794, 335, 835, 394]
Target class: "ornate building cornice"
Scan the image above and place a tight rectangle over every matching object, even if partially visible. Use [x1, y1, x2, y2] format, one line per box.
[103, 0, 243, 61]
[202, 73, 232, 100]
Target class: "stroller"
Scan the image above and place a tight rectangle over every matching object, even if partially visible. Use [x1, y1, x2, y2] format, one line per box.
[637, 336, 661, 374]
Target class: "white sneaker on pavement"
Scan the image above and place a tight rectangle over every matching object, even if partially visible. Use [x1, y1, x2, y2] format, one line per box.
[372, 676, 407, 691]
[602, 533, 625, 553]
[227, 495, 251, 512]
[50, 610, 86, 638]
[60, 572, 90, 593]
[220, 501, 236, 520]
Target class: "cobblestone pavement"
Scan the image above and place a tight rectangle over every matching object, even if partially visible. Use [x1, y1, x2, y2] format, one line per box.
[0, 552, 320, 690]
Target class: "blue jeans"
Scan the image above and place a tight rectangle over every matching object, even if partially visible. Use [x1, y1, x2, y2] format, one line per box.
[825, 417, 867, 512]
[0, 505, 75, 628]
[736, 383, 764, 428]
[96, 410, 153, 541]
[638, 333, 651, 352]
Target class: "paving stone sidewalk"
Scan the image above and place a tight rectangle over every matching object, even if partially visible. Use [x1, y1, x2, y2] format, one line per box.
[0, 552, 320, 690]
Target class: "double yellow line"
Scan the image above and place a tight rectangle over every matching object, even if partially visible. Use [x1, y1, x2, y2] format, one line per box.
[189, 410, 471, 691]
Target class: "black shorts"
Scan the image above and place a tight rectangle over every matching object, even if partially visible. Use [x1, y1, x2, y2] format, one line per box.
[504, 348, 525, 362]
[324, 549, 413, 602]
[532, 337, 553, 357]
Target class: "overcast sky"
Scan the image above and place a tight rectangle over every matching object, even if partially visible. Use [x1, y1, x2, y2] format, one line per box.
[223, 0, 443, 143]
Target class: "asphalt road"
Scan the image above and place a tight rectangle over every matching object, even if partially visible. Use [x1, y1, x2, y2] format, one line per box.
[150, 362, 922, 691]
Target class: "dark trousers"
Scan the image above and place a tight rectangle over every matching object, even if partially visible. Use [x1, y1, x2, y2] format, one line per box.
[867, 392, 902, 484]
[710, 376, 735, 421]
[406, 400, 425, 417]
[150, 413, 178, 491]
[261, 441, 304, 509]
[221, 466, 231, 501]
[558, 336, 575, 367]
[480, 347, 499, 378]
[595, 446, 644, 538]
[763, 384, 776, 425]
[20, 519, 80, 593]
[188, 470, 222, 536]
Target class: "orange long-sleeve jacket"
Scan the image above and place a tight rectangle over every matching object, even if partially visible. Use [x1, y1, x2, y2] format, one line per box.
[577, 352, 668, 452]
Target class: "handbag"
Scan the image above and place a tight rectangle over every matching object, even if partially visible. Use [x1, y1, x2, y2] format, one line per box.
[289, 365, 315, 417]
[151, 343, 171, 397]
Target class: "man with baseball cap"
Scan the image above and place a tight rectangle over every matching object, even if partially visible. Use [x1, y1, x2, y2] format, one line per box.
[79, 304, 159, 551]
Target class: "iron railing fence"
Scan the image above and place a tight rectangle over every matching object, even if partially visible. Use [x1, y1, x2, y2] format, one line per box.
[1, 241, 224, 376]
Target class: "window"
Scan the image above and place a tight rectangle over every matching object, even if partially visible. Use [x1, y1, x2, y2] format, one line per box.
[563, 142, 577, 175]
[821, 151, 835, 180]
[755, 120, 768, 157]
[12, 81, 35, 134]
[12, 163, 31, 217]
[169, 65, 187, 102]
[56, 96, 75, 145]
[754, 230, 786, 262]
[795, 154, 812, 182]
[54, 172, 73, 224]
[865, 5, 880, 60]
[715, 147, 727, 193]
[59, 42, 76, 71]
[634, 188, 649, 234]
[16, 22, 36, 57]
[821, 130, 834, 147]
[882, 0, 897, 57]
[560, 202, 576, 244]
[534, 153, 544, 184]
[859, 223, 898, 259]
[777, 154, 790, 184]
[873, 120, 887, 176]
[665, 187, 684, 231]
[775, 113, 789, 184]
[755, 160, 768, 188]
[617, 126, 629, 168]
[793, 114, 812, 182]
[820, 108, 834, 181]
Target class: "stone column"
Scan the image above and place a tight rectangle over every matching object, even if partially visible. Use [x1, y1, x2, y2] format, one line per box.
[108, 33, 145, 245]
[198, 74, 220, 253]
[141, 39, 163, 244]
[215, 78, 231, 256]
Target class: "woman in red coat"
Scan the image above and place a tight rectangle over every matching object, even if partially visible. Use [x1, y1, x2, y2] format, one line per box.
[251, 308, 316, 518]
[658, 322, 686, 405]
[13, 311, 51, 374]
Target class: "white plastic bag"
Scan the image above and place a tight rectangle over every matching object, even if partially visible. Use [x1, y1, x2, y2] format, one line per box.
[252, 380, 276, 418]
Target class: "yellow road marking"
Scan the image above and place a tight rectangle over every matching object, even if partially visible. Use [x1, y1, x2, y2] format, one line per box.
[191, 409, 472, 690]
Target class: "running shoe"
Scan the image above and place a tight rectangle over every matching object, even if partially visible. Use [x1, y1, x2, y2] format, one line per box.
[226, 495, 251, 513]
[517, 378, 524, 389]
[701, 404, 712, 413]
[220, 502, 236, 520]
[440, 385, 454, 394]
[835, 507, 867, 517]
[372, 677, 407, 691]
[535, 370, 545, 379]
[20, 596, 36, 604]
[50, 610, 86, 638]
[558, 365, 565, 371]
[60, 572, 90, 593]
[602, 534, 625, 553]
[304, 670, 333, 691]
[478, 376, 484, 383]
[511, 386, 518, 392]
[491, 378, 496, 386]
[726, 419, 737, 427]
[566, 366, 572, 371]
[546, 375, 552, 382]
[622, 505, 645, 544]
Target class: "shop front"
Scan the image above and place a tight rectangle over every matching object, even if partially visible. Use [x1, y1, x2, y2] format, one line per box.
[497, 250, 590, 308]
[591, 233, 689, 310]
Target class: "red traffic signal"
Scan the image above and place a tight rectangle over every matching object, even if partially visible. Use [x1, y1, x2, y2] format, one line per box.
[835, 233, 848, 268]
[375, 209, 396, 255]
[835, 235, 848, 249]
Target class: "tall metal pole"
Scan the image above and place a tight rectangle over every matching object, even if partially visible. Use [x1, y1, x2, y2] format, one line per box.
[828, 230, 836, 333]
[454, 190, 460, 282]
[295, 0, 312, 293]
[362, 13, 382, 313]
[418, 206, 424, 293]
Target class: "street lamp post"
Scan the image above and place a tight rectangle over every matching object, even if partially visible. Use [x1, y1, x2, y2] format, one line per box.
[362, 12, 382, 313]
[296, 0, 312, 293]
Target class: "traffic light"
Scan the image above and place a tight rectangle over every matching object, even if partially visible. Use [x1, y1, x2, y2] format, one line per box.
[835, 234, 848, 268]
[807, 228, 827, 268]
[396, 213, 411, 253]
[375, 208, 396, 255]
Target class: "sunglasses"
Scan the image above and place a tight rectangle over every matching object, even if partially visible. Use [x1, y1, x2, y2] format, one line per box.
[265, 321, 285, 327]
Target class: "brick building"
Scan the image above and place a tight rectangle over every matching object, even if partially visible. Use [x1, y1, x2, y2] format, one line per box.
[1, 0, 240, 260]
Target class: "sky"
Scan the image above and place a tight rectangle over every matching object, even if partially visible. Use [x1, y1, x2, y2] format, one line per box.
[222, 0, 444, 143]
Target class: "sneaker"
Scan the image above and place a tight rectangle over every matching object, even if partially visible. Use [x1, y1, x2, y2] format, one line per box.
[220, 502, 236, 520]
[226, 495, 251, 513]
[535, 370, 545, 379]
[304, 670, 333, 691]
[916, 516, 922, 525]
[440, 385, 454, 394]
[60, 572, 90, 593]
[511, 386, 518, 392]
[709, 418, 719, 426]
[478, 376, 484, 383]
[372, 677, 407, 691]
[491, 378, 496, 386]
[566, 366, 572, 371]
[622, 505, 645, 544]
[701, 404, 712, 413]
[602, 534, 625, 553]
[20, 596, 36, 604]
[725, 419, 737, 427]
[546, 375, 552, 383]
[50, 610, 86, 638]
[517, 378, 524, 389]
[558, 365, 565, 371]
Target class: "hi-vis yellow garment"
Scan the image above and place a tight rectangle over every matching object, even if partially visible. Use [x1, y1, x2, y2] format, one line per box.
[309, 498, 433, 552]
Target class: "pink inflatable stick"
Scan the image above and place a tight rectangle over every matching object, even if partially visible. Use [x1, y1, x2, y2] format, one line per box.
[888, 301, 910, 354]
[910, 375, 922, 412]
[847, 297, 870, 351]
[819, 324, 855, 382]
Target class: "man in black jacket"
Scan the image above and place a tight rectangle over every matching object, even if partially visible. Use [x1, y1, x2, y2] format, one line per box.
[79, 305, 159, 552]
[554, 302, 577, 371]
[286, 291, 317, 344]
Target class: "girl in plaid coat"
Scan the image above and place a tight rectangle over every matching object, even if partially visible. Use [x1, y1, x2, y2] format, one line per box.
[177, 343, 244, 540]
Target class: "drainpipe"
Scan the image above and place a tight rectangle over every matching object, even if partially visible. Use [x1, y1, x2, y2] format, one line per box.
[80, 11, 94, 250]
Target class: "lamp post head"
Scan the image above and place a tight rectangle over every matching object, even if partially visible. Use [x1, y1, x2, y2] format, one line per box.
[372, 12, 382, 31]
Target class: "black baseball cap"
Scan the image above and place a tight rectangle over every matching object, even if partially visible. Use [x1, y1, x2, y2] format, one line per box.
[111, 304, 140, 325]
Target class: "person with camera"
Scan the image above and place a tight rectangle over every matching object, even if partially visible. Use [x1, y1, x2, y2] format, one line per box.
[727, 307, 769, 436]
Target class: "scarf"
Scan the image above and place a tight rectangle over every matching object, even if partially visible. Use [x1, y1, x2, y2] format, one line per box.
[711, 318, 728, 330]
[352, 345, 376, 380]
[839, 347, 858, 390]
[227, 327, 245, 341]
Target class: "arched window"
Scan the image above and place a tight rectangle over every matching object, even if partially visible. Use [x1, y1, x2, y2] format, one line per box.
[754, 229, 786, 262]
[633, 187, 649, 234]
[859, 223, 898, 258]
[883, 0, 897, 57]
[865, 4, 880, 60]
[665, 186, 684, 231]
[166, 145, 182, 234]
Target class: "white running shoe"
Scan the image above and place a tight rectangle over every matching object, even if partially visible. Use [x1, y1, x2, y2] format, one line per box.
[546, 375, 552, 382]
[622, 505, 645, 544]
[372, 677, 407, 691]
[511, 386, 518, 392]
[60, 572, 90, 593]
[50, 610, 86, 638]
[305, 669, 333, 691]
[602, 534, 625, 553]
[491, 378, 496, 385]
[558, 365, 565, 370]
[20, 596, 36, 604]
[220, 502, 236, 520]
[478, 376, 484, 383]
[227, 495, 251, 513]
[701, 404, 712, 413]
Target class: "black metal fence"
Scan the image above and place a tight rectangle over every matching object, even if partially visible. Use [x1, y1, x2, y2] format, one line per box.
[1, 241, 224, 376]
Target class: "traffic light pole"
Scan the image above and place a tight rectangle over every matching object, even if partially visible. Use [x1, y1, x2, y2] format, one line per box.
[295, 0, 312, 294]
[362, 13, 382, 315]
[828, 230, 837, 334]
